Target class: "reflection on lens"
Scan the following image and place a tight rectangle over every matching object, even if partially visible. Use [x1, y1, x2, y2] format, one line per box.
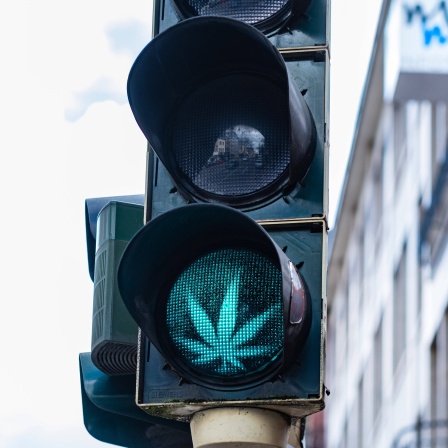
[199, 125, 265, 182]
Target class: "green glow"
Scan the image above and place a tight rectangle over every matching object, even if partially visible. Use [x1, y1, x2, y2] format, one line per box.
[166, 248, 283, 378]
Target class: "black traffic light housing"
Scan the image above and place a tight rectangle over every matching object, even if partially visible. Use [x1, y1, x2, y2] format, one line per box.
[118, 3, 329, 424]
[80, 0, 329, 440]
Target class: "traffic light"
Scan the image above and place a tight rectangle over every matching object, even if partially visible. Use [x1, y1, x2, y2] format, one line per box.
[131, 15, 328, 220]
[116, 0, 330, 423]
[79, 353, 192, 448]
[85, 198, 144, 376]
[82, 197, 196, 445]
[118, 204, 326, 420]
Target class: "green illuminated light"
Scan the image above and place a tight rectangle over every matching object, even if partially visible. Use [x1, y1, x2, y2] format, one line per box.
[166, 248, 283, 378]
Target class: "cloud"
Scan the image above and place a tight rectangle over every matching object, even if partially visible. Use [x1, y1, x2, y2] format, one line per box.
[63, 100, 147, 199]
[106, 19, 152, 57]
[65, 77, 127, 121]
[64, 18, 152, 122]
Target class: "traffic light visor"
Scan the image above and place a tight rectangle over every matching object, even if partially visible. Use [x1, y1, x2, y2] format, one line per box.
[127, 17, 316, 210]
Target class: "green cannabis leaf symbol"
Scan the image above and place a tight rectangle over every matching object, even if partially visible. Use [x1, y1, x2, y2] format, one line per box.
[174, 272, 281, 375]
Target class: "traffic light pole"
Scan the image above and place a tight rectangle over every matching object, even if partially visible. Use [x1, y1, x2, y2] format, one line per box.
[190, 408, 291, 448]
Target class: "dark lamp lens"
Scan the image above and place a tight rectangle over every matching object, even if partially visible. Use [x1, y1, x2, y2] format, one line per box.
[174, 0, 291, 30]
[170, 73, 290, 205]
[166, 248, 283, 379]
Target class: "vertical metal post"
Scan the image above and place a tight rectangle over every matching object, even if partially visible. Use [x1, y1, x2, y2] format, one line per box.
[190, 408, 291, 448]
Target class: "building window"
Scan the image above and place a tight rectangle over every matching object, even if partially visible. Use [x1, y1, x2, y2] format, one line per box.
[347, 399, 360, 448]
[371, 123, 385, 251]
[359, 226, 365, 314]
[394, 102, 407, 185]
[344, 273, 349, 359]
[326, 306, 336, 389]
[335, 278, 348, 373]
[393, 244, 407, 374]
[430, 337, 437, 446]
[430, 309, 448, 446]
[340, 419, 348, 448]
[364, 193, 376, 310]
[431, 102, 447, 187]
[425, 102, 448, 267]
[373, 151, 384, 247]
[349, 253, 361, 357]
[357, 377, 364, 448]
[374, 317, 383, 419]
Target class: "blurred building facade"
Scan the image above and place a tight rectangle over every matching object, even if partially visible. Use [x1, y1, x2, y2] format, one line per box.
[322, 0, 448, 446]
